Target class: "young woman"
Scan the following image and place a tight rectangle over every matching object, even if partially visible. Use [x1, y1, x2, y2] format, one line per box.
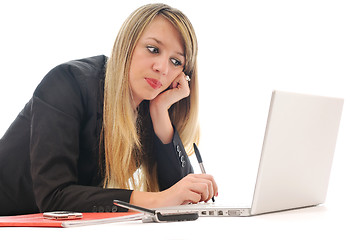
[0, 3, 218, 216]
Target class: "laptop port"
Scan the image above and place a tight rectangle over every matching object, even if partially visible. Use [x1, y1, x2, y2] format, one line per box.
[201, 211, 207, 215]
[228, 210, 241, 216]
[208, 210, 215, 216]
[218, 210, 223, 216]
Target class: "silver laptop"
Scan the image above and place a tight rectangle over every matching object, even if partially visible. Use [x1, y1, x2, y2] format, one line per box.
[157, 90, 344, 217]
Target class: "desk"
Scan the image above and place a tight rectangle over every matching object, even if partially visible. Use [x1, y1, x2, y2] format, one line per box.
[1, 203, 358, 240]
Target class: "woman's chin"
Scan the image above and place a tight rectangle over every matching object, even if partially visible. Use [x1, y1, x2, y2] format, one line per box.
[145, 93, 160, 101]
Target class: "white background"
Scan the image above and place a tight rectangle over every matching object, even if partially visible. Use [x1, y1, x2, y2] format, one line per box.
[1, 0, 360, 236]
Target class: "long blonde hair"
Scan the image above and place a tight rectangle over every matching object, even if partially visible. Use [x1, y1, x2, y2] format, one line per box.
[102, 3, 200, 192]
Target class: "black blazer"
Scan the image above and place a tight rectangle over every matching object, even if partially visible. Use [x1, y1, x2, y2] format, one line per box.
[0, 55, 193, 216]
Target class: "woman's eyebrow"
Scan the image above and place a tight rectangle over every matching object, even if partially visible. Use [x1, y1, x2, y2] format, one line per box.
[147, 37, 162, 45]
[146, 37, 184, 57]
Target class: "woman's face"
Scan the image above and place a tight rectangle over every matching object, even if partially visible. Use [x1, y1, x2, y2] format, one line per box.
[129, 15, 185, 106]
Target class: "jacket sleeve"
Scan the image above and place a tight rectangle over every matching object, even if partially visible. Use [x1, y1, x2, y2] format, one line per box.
[30, 63, 131, 213]
[154, 127, 194, 191]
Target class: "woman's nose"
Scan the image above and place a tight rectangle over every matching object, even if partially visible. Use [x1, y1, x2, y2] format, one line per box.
[152, 56, 169, 75]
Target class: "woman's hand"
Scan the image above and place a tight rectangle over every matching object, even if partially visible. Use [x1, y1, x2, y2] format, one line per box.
[130, 174, 218, 209]
[159, 174, 218, 206]
[149, 72, 190, 144]
[150, 72, 190, 112]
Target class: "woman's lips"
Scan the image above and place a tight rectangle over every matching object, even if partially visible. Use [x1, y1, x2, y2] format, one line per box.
[145, 78, 162, 89]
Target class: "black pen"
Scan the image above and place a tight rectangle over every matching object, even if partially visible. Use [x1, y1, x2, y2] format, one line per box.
[193, 143, 215, 202]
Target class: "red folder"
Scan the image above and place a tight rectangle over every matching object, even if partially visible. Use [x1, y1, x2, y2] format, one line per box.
[0, 212, 142, 228]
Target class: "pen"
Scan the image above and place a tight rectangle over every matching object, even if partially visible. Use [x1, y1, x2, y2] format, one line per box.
[193, 143, 215, 202]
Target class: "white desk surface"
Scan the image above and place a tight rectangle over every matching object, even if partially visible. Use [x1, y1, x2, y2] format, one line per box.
[1, 1, 360, 239]
[1, 201, 359, 240]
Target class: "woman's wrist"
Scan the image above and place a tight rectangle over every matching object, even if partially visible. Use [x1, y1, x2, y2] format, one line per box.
[129, 190, 165, 209]
[149, 103, 174, 144]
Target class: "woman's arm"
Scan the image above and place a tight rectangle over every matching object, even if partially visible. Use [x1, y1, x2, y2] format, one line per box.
[149, 103, 174, 144]
[30, 95, 133, 213]
[143, 72, 219, 207]
[30, 58, 133, 213]
[130, 174, 218, 208]
[153, 128, 194, 190]
[149, 72, 195, 190]
[149, 72, 190, 144]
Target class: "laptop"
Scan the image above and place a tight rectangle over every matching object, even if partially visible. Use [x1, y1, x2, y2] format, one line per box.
[156, 90, 344, 217]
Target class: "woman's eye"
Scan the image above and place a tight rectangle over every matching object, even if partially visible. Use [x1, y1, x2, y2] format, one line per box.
[147, 46, 159, 54]
[171, 58, 182, 67]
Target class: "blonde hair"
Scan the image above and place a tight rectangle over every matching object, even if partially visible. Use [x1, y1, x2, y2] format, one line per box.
[102, 3, 200, 192]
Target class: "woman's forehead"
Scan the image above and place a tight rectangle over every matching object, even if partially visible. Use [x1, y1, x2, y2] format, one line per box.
[140, 15, 185, 55]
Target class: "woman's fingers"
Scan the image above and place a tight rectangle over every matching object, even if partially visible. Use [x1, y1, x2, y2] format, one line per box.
[182, 174, 218, 203]
[188, 182, 211, 202]
[158, 173, 219, 207]
[190, 174, 218, 200]
[151, 72, 190, 112]
[170, 72, 190, 98]
[182, 189, 202, 205]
